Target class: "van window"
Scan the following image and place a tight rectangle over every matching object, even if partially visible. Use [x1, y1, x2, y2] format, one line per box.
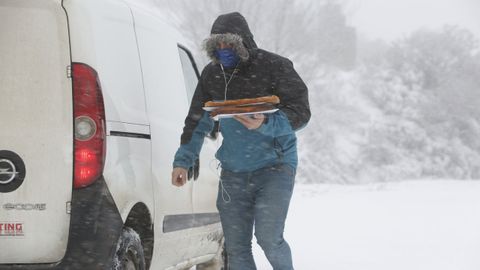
[178, 46, 199, 104]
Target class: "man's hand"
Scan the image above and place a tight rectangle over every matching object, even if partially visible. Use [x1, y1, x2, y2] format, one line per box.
[233, 113, 265, 130]
[172, 167, 188, 187]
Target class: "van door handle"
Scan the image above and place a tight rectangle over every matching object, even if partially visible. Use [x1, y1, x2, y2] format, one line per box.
[187, 159, 200, 181]
[193, 159, 200, 181]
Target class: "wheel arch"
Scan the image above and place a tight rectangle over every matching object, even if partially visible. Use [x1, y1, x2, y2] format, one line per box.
[124, 202, 154, 269]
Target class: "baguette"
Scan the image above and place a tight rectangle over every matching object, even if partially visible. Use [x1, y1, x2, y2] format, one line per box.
[205, 95, 280, 108]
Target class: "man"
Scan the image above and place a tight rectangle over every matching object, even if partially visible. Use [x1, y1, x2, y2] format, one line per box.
[171, 12, 310, 270]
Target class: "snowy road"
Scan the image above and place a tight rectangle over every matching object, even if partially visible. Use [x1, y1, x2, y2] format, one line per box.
[252, 180, 480, 270]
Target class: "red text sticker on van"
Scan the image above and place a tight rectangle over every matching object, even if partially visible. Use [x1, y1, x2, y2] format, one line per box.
[0, 222, 24, 237]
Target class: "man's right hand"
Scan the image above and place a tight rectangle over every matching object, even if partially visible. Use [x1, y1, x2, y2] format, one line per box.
[172, 167, 188, 187]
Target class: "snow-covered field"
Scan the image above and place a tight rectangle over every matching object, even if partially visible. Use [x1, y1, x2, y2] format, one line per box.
[252, 180, 480, 270]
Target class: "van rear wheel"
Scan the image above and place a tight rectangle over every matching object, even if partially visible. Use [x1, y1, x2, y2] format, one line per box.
[113, 227, 146, 270]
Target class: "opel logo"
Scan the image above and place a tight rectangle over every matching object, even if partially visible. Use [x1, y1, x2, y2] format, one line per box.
[0, 159, 19, 184]
[0, 150, 26, 193]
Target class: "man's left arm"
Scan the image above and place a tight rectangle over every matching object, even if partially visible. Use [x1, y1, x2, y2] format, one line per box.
[256, 58, 311, 137]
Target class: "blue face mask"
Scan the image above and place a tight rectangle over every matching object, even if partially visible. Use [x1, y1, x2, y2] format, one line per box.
[215, 48, 240, 68]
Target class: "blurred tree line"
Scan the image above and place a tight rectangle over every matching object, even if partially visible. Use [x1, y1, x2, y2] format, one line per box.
[304, 25, 480, 183]
[360, 26, 480, 181]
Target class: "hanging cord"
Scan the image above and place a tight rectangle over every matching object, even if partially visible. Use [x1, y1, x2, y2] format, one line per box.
[208, 156, 231, 203]
[220, 177, 231, 203]
[211, 63, 239, 203]
[220, 63, 239, 101]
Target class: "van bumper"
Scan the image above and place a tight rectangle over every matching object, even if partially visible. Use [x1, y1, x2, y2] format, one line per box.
[0, 177, 123, 270]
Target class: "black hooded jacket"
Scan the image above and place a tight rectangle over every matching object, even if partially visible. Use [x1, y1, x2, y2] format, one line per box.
[174, 12, 310, 172]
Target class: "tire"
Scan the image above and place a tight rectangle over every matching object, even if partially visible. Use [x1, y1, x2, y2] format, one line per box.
[112, 227, 146, 270]
[196, 238, 228, 270]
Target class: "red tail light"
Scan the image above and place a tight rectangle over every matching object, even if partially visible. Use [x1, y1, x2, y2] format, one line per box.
[72, 63, 106, 189]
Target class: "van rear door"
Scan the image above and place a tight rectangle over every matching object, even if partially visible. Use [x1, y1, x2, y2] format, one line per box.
[0, 0, 72, 264]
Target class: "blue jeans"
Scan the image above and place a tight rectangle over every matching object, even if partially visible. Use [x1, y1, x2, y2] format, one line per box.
[216, 163, 296, 270]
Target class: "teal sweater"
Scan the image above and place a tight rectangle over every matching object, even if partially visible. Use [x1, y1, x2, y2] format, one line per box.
[173, 110, 298, 172]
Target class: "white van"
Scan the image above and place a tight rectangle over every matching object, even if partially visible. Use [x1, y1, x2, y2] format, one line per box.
[0, 0, 225, 269]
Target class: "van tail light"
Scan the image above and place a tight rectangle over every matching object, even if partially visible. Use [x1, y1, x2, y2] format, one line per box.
[72, 63, 106, 189]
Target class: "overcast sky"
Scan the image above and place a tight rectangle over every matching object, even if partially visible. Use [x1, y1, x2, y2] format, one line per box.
[345, 0, 480, 41]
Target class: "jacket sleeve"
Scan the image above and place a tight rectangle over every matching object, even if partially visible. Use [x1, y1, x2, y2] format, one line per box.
[271, 57, 311, 132]
[173, 71, 214, 169]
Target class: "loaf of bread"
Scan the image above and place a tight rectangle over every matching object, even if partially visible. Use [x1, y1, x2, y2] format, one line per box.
[204, 95, 280, 108]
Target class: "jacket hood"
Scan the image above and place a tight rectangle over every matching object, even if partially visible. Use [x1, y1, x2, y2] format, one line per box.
[203, 12, 257, 64]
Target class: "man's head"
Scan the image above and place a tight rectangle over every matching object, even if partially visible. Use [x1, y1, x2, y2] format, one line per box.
[203, 12, 257, 67]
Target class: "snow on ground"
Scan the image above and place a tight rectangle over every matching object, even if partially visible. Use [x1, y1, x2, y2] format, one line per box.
[252, 180, 480, 270]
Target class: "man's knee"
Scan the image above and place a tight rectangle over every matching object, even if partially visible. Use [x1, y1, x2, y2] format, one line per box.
[225, 242, 252, 256]
[254, 230, 284, 252]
